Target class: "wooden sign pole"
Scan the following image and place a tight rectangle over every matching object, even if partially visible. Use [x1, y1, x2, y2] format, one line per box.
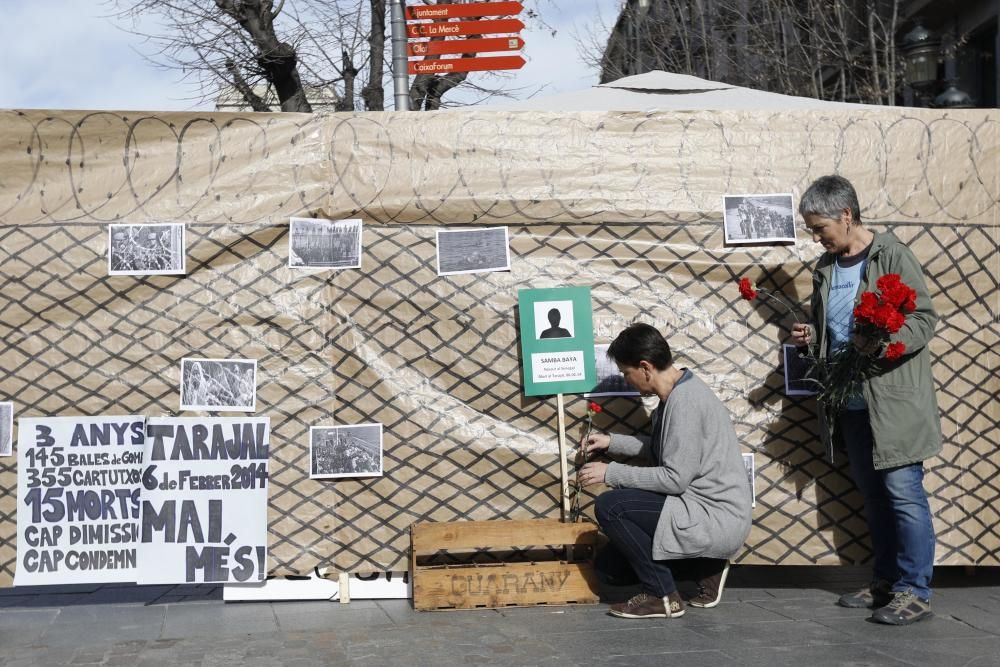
[556, 393, 570, 522]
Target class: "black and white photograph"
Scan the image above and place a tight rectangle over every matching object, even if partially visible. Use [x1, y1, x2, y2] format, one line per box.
[180, 358, 258, 412]
[0, 402, 12, 457]
[723, 193, 796, 245]
[585, 344, 640, 397]
[533, 300, 575, 340]
[742, 452, 756, 508]
[289, 217, 362, 270]
[783, 344, 819, 396]
[108, 223, 186, 275]
[310, 423, 383, 479]
[435, 226, 511, 276]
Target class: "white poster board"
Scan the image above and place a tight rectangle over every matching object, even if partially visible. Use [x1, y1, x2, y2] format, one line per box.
[137, 417, 270, 584]
[15, 416, 146, 585]
[0, 401, 12, 456]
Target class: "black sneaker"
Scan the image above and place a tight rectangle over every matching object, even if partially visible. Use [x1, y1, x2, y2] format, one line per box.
[838, 578, 892, 609]
[687, 560, 730, 608]
[609, 591, 685, 619]
[871, 590, 933, 625]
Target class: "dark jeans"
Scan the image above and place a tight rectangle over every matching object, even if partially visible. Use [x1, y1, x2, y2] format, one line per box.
[841, 409, 935, 600]
[594, 488, 726, 597]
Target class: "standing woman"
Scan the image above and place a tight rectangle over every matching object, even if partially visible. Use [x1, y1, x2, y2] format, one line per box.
[791, 175, 941, 625]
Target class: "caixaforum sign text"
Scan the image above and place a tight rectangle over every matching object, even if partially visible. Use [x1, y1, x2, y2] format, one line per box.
[408, 56, 525, 76]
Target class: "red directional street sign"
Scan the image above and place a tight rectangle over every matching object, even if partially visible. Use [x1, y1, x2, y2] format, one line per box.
[406, 18, 524, 39]
[405, 1, 523, 21]
[407, 36, 524, 57]
[407, 55, 526, 75]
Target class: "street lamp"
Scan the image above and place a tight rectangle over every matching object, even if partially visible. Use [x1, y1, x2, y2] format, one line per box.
[900, 22, 940, 106]
[933, 83, 975, 108]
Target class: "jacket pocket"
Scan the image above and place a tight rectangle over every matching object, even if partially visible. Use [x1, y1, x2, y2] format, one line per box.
[867, 382, 939, 465]
[874, 383, 915, 396]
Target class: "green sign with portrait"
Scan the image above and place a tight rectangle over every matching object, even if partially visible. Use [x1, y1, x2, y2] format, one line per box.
[517, 287, 597, 397]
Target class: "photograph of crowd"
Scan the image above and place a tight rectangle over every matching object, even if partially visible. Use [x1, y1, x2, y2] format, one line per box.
[783, 344, 819, 396]
[436, 227, 511, 275]
[310, 424, 383, 478]
[108, 223, 186, 275]
[723, 194, 796, 244]
[289, 217, 362, 269]
[0, 402, 12, 456]
[585, 344, 639, 397]
[180, 358, 258, 412]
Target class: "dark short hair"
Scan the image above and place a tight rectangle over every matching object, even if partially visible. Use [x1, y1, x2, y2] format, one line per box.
[799, 174, 861, 224]
[606, 323, 672, 370]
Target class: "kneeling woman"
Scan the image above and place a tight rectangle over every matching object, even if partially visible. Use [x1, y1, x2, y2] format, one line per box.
[579, 323, 752, 618]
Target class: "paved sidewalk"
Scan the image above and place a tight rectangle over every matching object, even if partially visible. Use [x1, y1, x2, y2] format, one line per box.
[2, 566, 999, 666]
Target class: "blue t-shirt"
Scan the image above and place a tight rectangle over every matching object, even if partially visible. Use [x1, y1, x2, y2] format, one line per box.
[827, 250, 869, 410]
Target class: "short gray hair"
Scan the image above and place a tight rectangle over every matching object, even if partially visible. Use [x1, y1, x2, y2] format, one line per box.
[799, 175, 861, 223]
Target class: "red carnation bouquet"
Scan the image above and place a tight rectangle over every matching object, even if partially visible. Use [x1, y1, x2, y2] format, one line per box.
[821, 273, 917, 414]
[738, 273, 917, 437]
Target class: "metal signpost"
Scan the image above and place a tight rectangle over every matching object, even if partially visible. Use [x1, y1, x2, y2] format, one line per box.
[389, 0, 410, 111]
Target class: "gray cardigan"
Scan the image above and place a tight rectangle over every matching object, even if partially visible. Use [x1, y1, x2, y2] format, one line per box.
[604, 371, 753, 560]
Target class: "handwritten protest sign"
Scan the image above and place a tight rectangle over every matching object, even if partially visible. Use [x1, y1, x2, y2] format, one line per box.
[137, 417, 270, 584]
[15, 416, 146, 585]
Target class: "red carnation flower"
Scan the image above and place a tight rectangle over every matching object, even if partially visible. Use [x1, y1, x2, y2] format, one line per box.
[738, 278, 757, 301]
[879, 286, 902, 308]
[864, 303, 904, 334]
[853, 292, 878, 323]
[885, 310, 906, 334]
[882, 284, 910, 310]
[588, 401, 602, 414]
[876, 273, 903, 293]
[884, 341, 906, 361]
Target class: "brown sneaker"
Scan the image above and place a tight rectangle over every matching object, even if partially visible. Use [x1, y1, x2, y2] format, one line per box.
[609, 591, 685, 619]
[871, 590, 933, 625]
[688, 560, 730, 608]
[837, 578, 892, 609]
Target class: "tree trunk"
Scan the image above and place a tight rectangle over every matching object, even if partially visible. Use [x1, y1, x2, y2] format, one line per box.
[362, 0, 387, 111]
[337, 49, 359, 112]
[409, 71, 469, 110]
[695, 0, 712, 80]
[886, 0, 898, 104]
[226, 59, 271, 111]
[867, 1, 882, 104]
[215, 0, 312, 112]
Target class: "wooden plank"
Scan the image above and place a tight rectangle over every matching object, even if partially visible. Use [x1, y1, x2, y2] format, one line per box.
[411, 519, 599, 555]
[338, 571, 350, 604]
[413, 561, 599, 610]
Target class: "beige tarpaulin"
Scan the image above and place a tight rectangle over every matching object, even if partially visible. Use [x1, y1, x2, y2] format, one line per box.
[0, 108, 997, 586]
[484, 70, 873, 111]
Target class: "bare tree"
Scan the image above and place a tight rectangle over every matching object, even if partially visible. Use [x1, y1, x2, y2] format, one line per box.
[112, 0, 548, 112]
[590, 0, 904, 105]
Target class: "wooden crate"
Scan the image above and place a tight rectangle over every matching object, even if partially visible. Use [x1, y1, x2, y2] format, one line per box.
[410, 518, 600, 610]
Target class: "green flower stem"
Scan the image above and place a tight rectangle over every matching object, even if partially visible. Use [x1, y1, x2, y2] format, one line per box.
[570, 413, 593, 523]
